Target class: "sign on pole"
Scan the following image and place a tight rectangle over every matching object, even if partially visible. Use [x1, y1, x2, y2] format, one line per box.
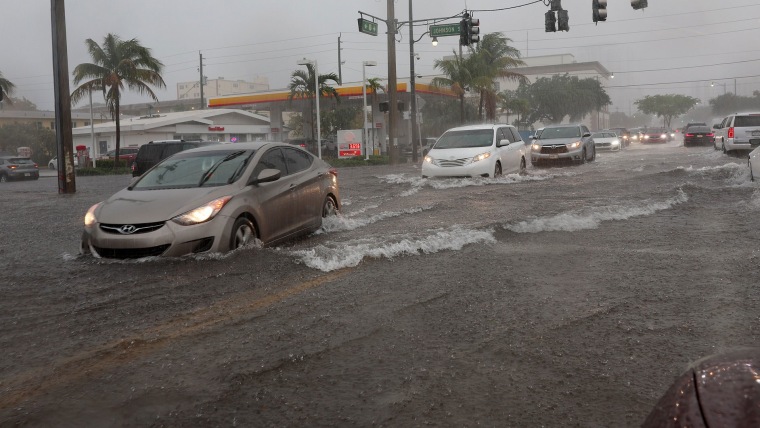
[337, 129, 364, 158]
[358, 18, 378, 36]
[430, 23, 461, 37]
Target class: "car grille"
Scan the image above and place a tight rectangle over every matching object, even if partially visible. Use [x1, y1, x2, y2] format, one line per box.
[93, 244, 171, 259]
[100, 222, 165, 235]
[540, 145, 569, 154]
[596, 142, 611, 148]
[433, 158, 470, 167]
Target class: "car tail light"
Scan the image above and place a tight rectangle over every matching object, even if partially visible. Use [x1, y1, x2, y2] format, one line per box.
[328, 167, 338, 177]
[707, 133, 714, 137]
[8, 165, 17, 170]
[728, 127, 735, 139]
[685, 133, 694, 137]
[131, 162, 135, 172]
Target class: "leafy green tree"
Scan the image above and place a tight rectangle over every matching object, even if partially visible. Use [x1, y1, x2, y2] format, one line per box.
[0, 123, 56, 163]
[420, 98, 476, 137]
[320, 106, 362, 139]
[2, 97, 38, 111]
[499, 90, 531, 129]
[516, 74, 611, 125]
[71, 34, 166, 168]
[635, 94, 700, 128]
[469, 34, 526, 121]
[0, 70, 15, 105]
[708, 93, 760, 117]
[288, 64, 340, 139]
[432, 51, 474, 124]
[609, 111, 653, 128]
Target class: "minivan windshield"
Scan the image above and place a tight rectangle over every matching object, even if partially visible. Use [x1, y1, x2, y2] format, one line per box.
[132, 149, 254, 190]
[434, 129, 494, 149]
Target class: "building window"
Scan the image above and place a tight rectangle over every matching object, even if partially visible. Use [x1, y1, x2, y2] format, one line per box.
[35, 122, 42, 128]
[233, 83, 239, 88]
[50, 122, 55, 129]
[84, 121, 90, 126]
[179, 84, 185, 89]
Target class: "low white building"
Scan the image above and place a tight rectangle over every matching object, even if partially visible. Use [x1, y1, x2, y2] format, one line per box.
[72, 109, 273, 157]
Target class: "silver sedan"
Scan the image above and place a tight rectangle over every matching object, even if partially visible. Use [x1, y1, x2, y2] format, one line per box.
[81, 142, 340, 258]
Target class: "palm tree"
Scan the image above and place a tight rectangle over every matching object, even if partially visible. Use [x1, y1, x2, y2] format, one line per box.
[71, 34, 165, 168]
[470, 34, 526, 121]
[288, 64, 340, 140]
[0, 70, 15, 105]
[432, 51, 473, 124]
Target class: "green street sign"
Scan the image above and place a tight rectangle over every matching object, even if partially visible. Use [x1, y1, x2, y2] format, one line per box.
[358, 18, 378, 36]
[430, 23, 461, 37]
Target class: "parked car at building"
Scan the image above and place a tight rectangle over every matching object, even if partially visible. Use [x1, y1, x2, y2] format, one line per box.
[99, 147, 139, 163]
[131, 140, 220, 177]
[712, 113, 760, 154]
[81, 142, 341, 259]
[421, 124, 527, 178]
[530, 124, 596, 166]
[592, 131, 623, 151]
[0, 156, 39, 182]
[48, 156, 79, 169]
[682, 126, 714, 147]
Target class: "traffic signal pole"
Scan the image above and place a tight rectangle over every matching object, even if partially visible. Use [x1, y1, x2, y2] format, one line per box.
[386, 0, 399, 165]
[50, 0, 76, 193]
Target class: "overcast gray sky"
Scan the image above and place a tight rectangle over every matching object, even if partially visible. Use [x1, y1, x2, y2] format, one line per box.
[2, 0, 759, 120]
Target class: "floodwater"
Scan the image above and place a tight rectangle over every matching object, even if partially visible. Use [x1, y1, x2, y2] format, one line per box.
[1, 139, 758, 426]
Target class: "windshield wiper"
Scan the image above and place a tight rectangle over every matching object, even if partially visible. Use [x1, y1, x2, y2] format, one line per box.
[198, 151, 245, 186]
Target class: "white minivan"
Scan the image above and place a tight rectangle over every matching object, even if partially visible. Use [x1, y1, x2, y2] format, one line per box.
[421, 124, 528, 178]
[713, 113, 760, 154]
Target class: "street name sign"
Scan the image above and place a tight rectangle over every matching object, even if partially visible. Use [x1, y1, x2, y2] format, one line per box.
[430, 23, 460, 37]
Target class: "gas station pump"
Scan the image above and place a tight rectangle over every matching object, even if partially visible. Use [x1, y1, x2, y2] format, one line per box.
[75, 145, 89, 168]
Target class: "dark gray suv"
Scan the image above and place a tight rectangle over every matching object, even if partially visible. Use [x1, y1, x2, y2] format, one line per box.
[131, 140, 220, 177]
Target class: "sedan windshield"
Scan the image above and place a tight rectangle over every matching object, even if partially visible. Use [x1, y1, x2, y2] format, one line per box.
[132, 149, 254, 190]
[539, 126, 581, 139]
[434, 129, 494, 149]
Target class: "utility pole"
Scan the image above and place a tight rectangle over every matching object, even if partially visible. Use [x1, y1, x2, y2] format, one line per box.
[199, 51, 205, 109]
[409, 0, 419, 163]
[50, 0, 75, 193]
[338, 34, 343, 85]
[387, 0, 399, 165]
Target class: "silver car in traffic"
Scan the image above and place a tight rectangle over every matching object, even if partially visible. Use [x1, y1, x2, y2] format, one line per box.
[530, 124, 596, 166]
[81, 142, 340, 258]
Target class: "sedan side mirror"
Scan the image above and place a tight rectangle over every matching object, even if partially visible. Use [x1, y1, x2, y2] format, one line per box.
[583, 132, 592, 138]
[250, 168, 281, 185]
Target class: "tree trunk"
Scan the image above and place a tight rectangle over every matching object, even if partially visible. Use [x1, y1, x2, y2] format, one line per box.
[114, 97, 121, 171]
[459, 94, 465, 124]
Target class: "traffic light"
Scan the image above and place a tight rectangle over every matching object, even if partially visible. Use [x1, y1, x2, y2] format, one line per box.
[593, 0, 608, 23]
[459, 17, 468, 46]
[545, 10, 556, 32]
[467, 17, 480, 45]
[631, 0, 648, 10]
[558, 9, 570, 32]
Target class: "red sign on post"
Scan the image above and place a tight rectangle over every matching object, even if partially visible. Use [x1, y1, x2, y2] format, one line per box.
[375, 122, 383, 129]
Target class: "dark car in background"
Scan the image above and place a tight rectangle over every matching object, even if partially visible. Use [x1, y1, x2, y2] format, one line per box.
[640, 128, 670, 144]
[682, 126, 714, 147]
[100, 147, 139, 163]
[131, 140, 220, 177]
[608, 127, 631, 147]
[0, 156, 39, 182]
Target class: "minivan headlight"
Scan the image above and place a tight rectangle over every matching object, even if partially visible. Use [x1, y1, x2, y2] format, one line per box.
[172, 196, 232, 226]
[472, 152, 491, 163]
[531, 144, 542, 152]
[423, 155, 433, 164]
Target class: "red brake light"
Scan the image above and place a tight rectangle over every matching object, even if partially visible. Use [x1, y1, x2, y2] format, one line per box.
[8, 165, 17, 170]
[728, 127, 735, 139]
[685, 133, 694, 137]
[707, 133, 714, 137]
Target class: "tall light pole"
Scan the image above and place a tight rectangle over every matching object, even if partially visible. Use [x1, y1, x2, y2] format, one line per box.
[362, 60, 377, 160]
[298, 58, 322, 159]
[711, 81, 727, 96]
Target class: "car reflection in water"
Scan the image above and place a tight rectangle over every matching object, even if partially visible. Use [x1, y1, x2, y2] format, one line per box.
[80, 142, 340, 259]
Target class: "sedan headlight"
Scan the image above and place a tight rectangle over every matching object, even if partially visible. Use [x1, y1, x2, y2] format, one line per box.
[84, 202, 102, 227]
[611, 140, 620, 145]
[644, 135, 650, 140]
[567, 141, 582, 149]
[531, 143, 542, 152]
[472, 152, 491, 163]
[172, 196, 232, 226]
[660, 134, 667, 139]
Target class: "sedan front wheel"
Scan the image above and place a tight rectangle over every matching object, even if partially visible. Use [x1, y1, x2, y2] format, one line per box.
[230, 217, 256, 251]
[322, 195, 338, 217]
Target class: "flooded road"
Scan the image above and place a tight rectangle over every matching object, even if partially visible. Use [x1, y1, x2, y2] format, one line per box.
[1, 140, 759, 426]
